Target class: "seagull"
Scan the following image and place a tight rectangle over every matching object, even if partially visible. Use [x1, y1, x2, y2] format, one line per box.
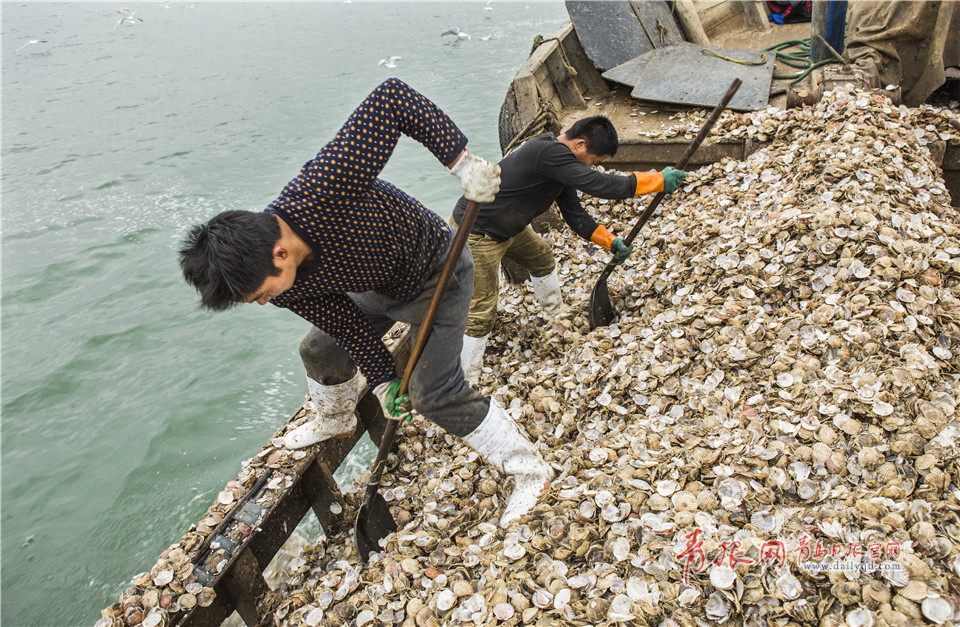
[378, 56, 402, 68]
[485, 1, 493, 10]
[115, 8, 143, 29]
[15, 39, 46, 54]
[441, 28, 471, 40]
[480, 34, 493, 41]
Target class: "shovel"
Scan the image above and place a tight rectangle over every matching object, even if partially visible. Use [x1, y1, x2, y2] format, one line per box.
[355, 200, 482, 560]
[588, 78, 743, 330]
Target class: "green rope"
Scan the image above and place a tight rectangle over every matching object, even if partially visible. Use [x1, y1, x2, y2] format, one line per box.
[764, 37, 842, 84]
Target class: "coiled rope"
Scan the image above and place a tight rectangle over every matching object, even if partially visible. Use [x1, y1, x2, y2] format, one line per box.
[765, 37, 842, 84]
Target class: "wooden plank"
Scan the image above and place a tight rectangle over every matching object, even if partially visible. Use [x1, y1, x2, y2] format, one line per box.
[696, 0, 743, 35]
[557, 23, 608, 95]
[304, 458, 348, 534]
[545, 50, 587, 110]
[536, 78, 559, 108]
[525, 35, 559, 69]
[514, 73, 539, 129]
[695, 0, 726, 11]
[743, 0, 771, 30]
[533, 64, 550, 85]
[674, 0, 711, 45]
[544, 48, 575, 84]
[215, 549, 271, 626]
[614, 138, 744, 168]
[245, 478, 313, 570]
[944, 143, 960, 170]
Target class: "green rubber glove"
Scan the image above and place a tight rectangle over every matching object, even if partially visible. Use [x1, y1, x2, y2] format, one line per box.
[611, 237, 634, 264]
[662, 167, 688, 194]
[373, 379, 412, 421]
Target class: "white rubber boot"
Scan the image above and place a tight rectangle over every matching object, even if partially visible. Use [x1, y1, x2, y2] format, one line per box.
[283, 371, 366, 449]
[460, 333, 489, 385]
[530, 268, 562, 315]
[463, 398, 554, 527]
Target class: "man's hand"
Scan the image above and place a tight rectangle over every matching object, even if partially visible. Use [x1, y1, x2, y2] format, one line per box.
[373, 379, 412, 421]
[662, 167, 688, 194]
[450, 149, 501, 203]
[611, 237, 634, 264]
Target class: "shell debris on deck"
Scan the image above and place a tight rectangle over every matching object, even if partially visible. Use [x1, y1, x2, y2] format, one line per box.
[105, 86, 960, 627]
[266, 87, 960, 627]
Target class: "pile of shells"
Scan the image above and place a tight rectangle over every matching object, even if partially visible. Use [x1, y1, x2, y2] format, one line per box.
[98, 411, 319, 625]
[634, 95, 959, 147]
[265, 86, 960, 627]
[96, 545, 216, 627]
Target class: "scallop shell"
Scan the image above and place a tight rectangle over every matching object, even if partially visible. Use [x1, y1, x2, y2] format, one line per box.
[846, 608, 875, 627]
[899, 580, 928, 602]
[435, 589, 456, 611]
[710, 566, 736, 590]
[153, 570, 174, 587]
[532, 590, 553, 609]
[493, 602, 514, 620]
[921, 597, 953, 625]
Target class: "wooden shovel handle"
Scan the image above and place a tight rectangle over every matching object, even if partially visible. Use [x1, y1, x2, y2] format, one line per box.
[399, 201, 481, 395]
[362, 201, 482, 506]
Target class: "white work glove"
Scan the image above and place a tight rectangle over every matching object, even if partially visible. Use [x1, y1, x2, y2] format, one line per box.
[373, 379, 413, 421]
[449, 149, 501, 203]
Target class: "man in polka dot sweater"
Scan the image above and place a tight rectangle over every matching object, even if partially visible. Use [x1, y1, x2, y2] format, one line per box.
[180, 79, 552, 528]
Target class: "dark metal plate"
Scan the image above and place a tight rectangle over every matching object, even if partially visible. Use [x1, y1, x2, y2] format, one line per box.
[630, 44, 774, 111]
[602, 53, 654, 88]
[566, 0, 684, 72]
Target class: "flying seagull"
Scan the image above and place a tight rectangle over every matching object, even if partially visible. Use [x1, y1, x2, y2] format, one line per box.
[15, 39, 46, 54]
[485, 1, 494, 10]
[115, 8, 144, 29]
[378, 56, 402, 69]
[441, 28, 470, 40]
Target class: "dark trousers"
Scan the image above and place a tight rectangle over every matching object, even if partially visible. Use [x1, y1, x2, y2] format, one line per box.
[299, 245, 489, 437]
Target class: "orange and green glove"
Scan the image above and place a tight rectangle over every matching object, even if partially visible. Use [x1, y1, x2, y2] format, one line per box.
[662, 167, 688, 193]
[591, 226, 634, 265]
[632, 167, 688, 195]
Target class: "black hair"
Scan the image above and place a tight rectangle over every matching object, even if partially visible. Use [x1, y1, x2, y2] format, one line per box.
[179, 210, 282, 311]
[563, 115, 619, 157]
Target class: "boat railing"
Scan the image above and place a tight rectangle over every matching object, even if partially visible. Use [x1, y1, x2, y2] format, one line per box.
[99, 326, 411, 627]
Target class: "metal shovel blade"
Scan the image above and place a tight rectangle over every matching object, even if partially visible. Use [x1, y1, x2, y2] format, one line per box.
[586, 77, 742, 331]
[588, 275, 614, 330]
[354, 490, 397, 560]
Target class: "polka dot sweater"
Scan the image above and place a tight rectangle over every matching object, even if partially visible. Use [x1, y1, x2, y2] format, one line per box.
[265, 79, 467, 387]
